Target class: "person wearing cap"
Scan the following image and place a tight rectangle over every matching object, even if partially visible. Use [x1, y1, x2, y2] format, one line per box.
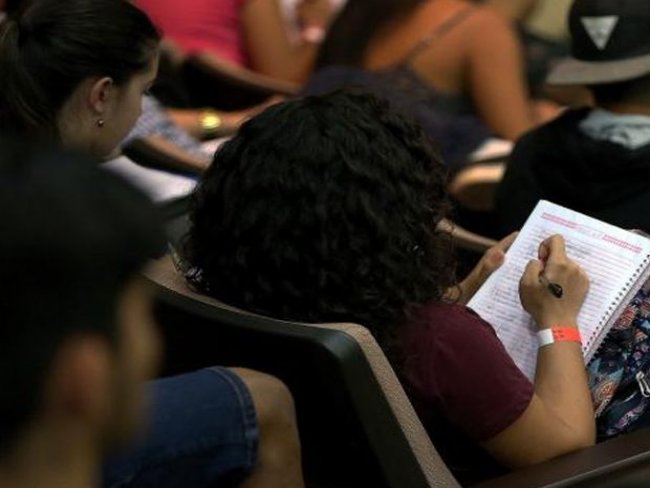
[496, 0, 650, 234]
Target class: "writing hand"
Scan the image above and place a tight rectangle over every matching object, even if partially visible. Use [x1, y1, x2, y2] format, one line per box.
[519, 235, 589, 329]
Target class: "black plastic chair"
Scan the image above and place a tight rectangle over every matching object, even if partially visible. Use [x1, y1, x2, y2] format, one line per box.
[145, 256, 457, 488]
[145, 256, 650, 488]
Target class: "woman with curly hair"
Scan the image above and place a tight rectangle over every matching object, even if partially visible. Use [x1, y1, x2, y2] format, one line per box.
[184, 91, 595, 483]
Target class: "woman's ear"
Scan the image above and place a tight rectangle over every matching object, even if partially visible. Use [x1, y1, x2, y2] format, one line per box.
[88, 77, 115, 116]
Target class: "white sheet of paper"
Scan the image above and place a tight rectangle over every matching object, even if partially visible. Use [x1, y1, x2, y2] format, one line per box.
[102, 156, 196, 203]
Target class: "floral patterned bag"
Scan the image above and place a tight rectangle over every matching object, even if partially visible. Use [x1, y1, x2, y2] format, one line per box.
[589, 279, 650, 440]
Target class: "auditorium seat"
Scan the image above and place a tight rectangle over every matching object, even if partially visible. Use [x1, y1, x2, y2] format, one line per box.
[144, 254, 650, 488]
[448, 160, 506, 213]
[144, 254, 455, 488]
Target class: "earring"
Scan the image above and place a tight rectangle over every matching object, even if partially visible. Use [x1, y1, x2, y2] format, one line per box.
[96, 119, 105, 128]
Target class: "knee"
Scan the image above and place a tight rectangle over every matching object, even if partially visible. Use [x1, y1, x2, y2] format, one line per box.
[229, 368, 297, 430]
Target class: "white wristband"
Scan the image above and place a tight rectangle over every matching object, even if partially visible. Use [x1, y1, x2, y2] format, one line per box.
[538, 329, 555, 347]
[537, 327, 582, 348]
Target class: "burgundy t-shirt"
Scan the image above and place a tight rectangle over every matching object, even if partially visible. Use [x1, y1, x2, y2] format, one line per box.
[400, 303, 534, 484]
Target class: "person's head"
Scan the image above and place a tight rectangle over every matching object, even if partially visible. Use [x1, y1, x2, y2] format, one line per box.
[0, 0, 160, 158]
[0, 139, 166, 466]
[547, 0, 650, 106]
[316, 0, 424, 68]
[1, 0, 28, 16]
[184, 91, 455, 350]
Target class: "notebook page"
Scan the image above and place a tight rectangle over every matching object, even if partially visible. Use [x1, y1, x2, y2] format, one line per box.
[467, 200, 650, 380]
[102, 157, 196, 203]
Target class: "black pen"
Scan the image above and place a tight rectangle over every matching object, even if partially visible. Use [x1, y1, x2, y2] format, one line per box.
[539, 274, 563, 298]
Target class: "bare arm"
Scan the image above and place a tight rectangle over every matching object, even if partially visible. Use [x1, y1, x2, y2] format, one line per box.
[482, 0, 539, 22]
[466, 10, 535, 140]
[167, 102, 277, 139]
[241, 0, 332, 83]
[140, 136, 210, 174]
[483, 235, 595, 467]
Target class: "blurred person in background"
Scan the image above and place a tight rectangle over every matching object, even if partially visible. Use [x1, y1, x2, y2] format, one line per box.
[314, 0, 554, 141]
[136, 0, 337, 83]
[0, 141, 165, 488]
[496, 0, 650, 235]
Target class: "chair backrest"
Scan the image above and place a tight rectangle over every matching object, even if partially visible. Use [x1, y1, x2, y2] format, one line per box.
[144, 256, 460, 488]
[181, 53, 299, 111]
[449, 161, 506, 213]
[122, 137, 206, 175]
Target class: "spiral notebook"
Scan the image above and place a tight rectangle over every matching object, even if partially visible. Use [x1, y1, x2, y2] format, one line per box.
[467, 200, 650, 381]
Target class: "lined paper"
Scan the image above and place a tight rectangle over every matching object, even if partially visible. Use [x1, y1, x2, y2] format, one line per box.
[468, 201, 650, 380]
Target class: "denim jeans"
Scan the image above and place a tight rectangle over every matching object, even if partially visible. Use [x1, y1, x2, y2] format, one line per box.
[103, 367, 259, 488]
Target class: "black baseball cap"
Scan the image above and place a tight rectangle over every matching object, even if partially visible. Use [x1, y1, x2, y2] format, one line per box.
[548, 0, 650, 85]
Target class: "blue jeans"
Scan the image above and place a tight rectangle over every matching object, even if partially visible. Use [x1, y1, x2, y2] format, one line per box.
[103, 367, 259, 488]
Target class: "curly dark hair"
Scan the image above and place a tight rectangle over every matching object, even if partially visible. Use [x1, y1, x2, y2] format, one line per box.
[184, 91, 456, 350]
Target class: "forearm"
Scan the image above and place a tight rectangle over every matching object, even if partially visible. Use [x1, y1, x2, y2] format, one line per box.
[168, 109, 243, 140]
[143, 136, 211, 174]
[469, 11, 536, 140]
[243, 0, 323, 83]
[251, 42, 318, 83]
[534, 338, 595, 445]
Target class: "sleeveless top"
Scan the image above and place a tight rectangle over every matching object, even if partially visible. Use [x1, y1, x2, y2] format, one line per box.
[384, 6, 476, 116]
[303, 7, 490, 170]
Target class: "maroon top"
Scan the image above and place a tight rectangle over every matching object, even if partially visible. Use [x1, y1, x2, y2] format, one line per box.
[401, 303, 534, 483]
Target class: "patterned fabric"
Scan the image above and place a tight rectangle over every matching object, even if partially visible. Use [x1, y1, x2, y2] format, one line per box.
[589, 278, 650, 440]
[122, 95, 211, 162]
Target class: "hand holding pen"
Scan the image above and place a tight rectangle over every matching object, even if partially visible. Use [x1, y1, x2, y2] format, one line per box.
[519, 235, 590, 330]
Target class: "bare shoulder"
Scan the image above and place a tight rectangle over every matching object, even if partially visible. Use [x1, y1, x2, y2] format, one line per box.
[428, 0, 514, 47]
[465, 3, 512, 31]
[460, 4, 518, 50]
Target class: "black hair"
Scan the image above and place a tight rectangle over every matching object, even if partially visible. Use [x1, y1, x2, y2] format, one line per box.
[590, 74, 650, 107]
[184, 91, 455, 355]
[0, 0, 160, 138]
[0, 139, 166, 458]
[3, 0, 29, 15]
[316, 0, 424, 68]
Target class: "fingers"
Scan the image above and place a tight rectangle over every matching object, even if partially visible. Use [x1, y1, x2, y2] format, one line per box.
[496, 231, 518, 252]
[482, 232, 518, 272]
[521, 259, 543, 287]
[539, 234, 567, 264]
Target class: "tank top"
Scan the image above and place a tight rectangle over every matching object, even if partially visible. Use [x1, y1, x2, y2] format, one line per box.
[385, 6, 476, 116]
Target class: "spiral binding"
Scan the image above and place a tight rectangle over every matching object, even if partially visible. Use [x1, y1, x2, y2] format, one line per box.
[588, 253, 650, 359]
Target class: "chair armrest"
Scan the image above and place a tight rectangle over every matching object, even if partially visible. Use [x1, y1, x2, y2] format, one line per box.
[437, 218, 498, 254]
[122, 137, 208, 175]
[474, 428, 650, 487]
[448, 162, 505, 213]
